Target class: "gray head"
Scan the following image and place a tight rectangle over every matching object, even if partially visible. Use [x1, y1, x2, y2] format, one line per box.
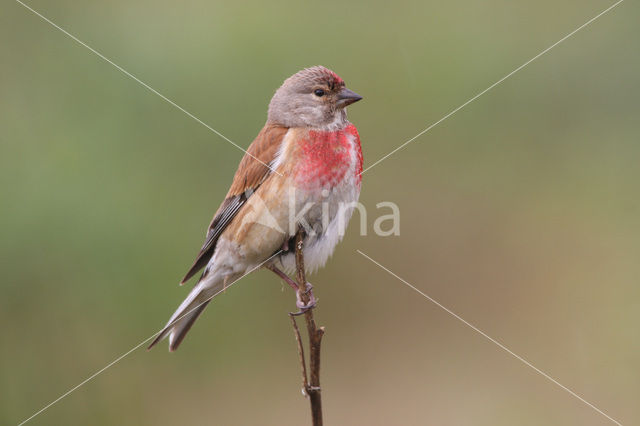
[267, 66, 362, 129]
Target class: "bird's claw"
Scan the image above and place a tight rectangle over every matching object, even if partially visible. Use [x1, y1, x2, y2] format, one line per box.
[291, 282, 316, 316]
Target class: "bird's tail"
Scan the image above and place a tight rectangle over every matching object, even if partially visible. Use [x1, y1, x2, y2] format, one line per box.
[148, 275, 225, 351]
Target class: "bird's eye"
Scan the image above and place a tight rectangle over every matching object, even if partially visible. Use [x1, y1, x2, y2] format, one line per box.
[314, 89, 325, 97]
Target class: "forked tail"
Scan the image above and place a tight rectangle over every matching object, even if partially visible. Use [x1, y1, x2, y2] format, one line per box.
[148, 276, 224, 351]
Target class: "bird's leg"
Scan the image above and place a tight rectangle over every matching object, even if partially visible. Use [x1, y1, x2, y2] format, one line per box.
[267, 264, 300, 291]
[266, 264, 316, 315]
[293, 281, 316, 316]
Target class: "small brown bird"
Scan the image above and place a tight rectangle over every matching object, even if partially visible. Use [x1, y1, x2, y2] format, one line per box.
[149, 66, 363, 351]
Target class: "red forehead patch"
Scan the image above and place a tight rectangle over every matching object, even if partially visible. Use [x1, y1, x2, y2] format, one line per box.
[294, 66, 345, 89]
[329, 71, 344, 86]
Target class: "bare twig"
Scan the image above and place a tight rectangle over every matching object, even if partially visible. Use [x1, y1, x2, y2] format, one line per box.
[288, 312, 309, 392]
[290, 229, 325, 426]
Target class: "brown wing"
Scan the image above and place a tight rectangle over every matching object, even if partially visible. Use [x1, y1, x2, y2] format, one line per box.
[180, 124, 289, 284]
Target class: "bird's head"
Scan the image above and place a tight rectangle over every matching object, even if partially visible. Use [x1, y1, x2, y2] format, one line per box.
[267, 66, 362, 130]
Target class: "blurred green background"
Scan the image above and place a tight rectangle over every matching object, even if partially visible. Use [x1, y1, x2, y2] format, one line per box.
[1, 0, 639, 424]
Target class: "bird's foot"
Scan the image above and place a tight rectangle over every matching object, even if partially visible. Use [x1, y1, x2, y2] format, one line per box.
[292, 282, 316, 316]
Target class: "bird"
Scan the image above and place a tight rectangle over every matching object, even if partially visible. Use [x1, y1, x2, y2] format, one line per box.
[148, 66, 363, 351]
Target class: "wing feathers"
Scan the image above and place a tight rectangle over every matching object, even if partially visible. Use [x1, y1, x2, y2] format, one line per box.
[180, 125, 288, 284]
[180, 194, 246, 283]
[226, 125, 288, 197]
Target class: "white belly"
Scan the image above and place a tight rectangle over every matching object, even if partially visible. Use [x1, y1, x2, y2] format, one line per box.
[280, 177, 360, 274]
[278, 141, 362, 275]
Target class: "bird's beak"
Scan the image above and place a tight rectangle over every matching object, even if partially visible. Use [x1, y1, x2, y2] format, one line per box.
[337, 88, 363, 108]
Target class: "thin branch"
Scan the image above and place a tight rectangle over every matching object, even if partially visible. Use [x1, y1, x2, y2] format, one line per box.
[288, 312, 309, 392]
[290, 229, 325, 426]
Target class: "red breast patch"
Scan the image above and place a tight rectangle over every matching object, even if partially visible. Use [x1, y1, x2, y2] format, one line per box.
[296, 126, 360, 188]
